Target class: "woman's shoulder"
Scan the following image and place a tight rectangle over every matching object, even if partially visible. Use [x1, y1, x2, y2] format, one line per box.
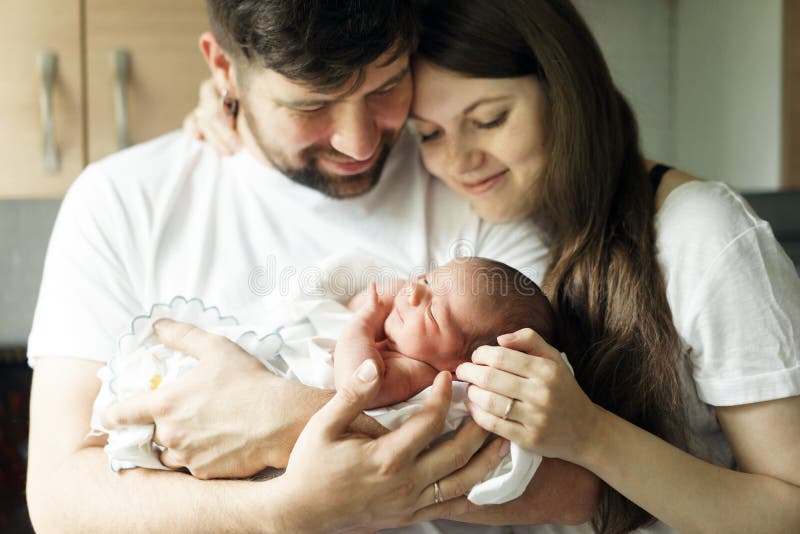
[654, 177, 769, 263]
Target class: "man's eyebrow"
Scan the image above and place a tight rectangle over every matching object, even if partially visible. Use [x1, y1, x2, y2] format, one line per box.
[274, 96, 334, 109]
[368, 67, 409, 94]
[276, 67, 410, 109]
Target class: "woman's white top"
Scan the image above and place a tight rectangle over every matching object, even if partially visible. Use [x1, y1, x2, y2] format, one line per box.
[511, 181, 800, 534]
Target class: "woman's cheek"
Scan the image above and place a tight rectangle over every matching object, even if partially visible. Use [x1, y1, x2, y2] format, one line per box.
[420, 147, 455, 190]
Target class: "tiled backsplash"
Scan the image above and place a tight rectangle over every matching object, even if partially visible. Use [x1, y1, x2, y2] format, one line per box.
[0, 200, 61, 347]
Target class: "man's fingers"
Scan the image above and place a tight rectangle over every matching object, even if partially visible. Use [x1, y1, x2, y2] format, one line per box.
[101, 392, 158, 429]
[413, 437, 507, 520]
[411, 496, 475, 524]
[307, 359, 382, 441]
[159, 447, 185, 470]
[376, 371, 452, 459]
[153, 319, 232, 361]
[416, 420, 490, 484]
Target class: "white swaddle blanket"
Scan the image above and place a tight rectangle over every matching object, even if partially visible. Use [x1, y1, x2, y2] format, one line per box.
[90, 254, 552, 505]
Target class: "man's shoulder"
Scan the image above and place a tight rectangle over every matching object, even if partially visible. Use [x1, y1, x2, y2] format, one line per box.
[86, 130, 214, 191]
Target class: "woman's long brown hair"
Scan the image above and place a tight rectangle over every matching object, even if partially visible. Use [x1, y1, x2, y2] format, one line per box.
[416, 1, 687, 532]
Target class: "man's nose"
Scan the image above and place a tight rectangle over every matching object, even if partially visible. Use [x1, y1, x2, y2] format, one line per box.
[407, 280, 425, 307]
[329, 102, 380, 161]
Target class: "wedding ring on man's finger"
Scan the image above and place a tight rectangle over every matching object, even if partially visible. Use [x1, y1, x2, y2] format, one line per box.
[502, 398, 515, 420]
[433, 480, 444, 504]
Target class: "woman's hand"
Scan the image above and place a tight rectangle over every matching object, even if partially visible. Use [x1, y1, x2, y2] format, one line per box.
[102, 319, 332, 478]
[282, 362, 511, 531]
[455, 327, 599, 463]
[182, 78, 241, 155]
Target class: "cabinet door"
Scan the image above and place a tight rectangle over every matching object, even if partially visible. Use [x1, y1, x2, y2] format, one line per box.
[85, 0, 210, 162]
[0, 1, 83, 198]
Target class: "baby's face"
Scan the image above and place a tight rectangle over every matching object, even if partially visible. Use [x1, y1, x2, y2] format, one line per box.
[383, 262, 481, 371]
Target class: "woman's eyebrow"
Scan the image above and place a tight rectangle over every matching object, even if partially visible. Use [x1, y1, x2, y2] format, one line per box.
[462, 95, 513, 115]
[408, 95, 513, 122]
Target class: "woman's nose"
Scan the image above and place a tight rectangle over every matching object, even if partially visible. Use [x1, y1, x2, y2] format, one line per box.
[447, 139, 485, 177]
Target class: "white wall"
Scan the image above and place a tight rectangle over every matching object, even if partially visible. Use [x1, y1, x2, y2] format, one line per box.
[674, 0, 782, 190]
[574, 0, 676, 164]
[576, 0, 783, 191]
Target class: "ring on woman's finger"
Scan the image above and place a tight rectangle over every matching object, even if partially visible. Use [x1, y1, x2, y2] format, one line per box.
[502, 398, 515, 420]
[433, 480, 444, 504]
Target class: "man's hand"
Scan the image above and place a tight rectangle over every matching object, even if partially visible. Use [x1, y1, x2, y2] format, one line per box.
[101, 319, 329, 478]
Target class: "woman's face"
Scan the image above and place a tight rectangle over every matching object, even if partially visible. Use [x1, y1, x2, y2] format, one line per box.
[410, 59, 548, 222]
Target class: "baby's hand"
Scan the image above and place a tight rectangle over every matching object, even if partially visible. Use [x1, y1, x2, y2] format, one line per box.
[354, 283, 391, 337]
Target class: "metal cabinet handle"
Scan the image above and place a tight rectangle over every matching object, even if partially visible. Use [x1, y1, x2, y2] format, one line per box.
[38, 51, 59, 173]
[113, 49, 131, 150]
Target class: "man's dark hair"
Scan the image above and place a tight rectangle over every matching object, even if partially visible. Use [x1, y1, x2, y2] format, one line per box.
[206, 0, 418, 93]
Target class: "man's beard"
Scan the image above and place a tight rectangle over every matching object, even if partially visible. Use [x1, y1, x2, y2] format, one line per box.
[245, 110, 397, 199]
[276, 140, 392, 199]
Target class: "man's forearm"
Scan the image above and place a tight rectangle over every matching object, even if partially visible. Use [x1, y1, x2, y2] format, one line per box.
[454, 457, 600, 525]
[27, 446, 292, 533]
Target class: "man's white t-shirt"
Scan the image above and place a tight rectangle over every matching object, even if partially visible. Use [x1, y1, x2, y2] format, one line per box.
[28, 127, 547, 534]
[28, 127, 548, 365]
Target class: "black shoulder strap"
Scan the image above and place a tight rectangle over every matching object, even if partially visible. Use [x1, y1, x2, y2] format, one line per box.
[649, 163, 672, 192]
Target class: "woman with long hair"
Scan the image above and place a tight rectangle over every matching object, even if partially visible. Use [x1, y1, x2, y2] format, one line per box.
[186, 1, 800, 532]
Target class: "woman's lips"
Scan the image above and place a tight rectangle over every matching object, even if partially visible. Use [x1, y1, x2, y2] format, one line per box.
[462, 170, 507, 196]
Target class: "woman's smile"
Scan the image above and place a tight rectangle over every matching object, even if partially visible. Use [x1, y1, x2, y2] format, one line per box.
[461, 170, 508, 196]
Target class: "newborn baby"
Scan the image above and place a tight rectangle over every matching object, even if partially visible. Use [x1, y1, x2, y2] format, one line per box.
[336, 257, 556, 409]
[91, 255, 560, 504]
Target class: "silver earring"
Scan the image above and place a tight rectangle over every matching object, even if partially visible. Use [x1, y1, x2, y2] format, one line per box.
[221, 89, 239, 118]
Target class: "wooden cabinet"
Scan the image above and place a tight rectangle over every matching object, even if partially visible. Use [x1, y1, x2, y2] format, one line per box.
[1, 0, 209, 198]
[1, 1, 84, 198]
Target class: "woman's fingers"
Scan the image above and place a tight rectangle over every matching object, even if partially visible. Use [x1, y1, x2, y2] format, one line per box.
[497, 328, 563, 362]
[467, 383, 526, 422]
[187, 78, 242, 154]
[471, 344, 538, 377]
[467, 402, 527, 445]
[307, 359, 382, 441]
[201, 117, 240, 155]
[376, 371, 452, 459]
[182, 110, 204, 140]
[455, 361, 530, 398]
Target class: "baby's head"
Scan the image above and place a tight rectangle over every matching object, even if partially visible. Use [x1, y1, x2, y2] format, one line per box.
[383, 257, 556, 371]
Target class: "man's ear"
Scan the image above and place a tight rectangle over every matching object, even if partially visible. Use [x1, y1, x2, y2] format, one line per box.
[198, 31, 241, 95]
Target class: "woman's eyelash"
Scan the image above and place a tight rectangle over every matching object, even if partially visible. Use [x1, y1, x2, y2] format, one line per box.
[419, 131, 441, 143]
[418, 112, 508, 143]
[477, 111, 509, 129]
